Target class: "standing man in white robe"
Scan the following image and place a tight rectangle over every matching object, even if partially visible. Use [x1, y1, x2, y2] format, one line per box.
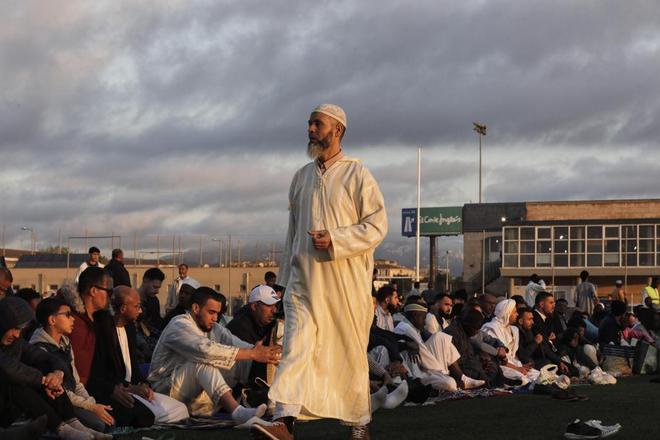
[256, 104, 387, 440]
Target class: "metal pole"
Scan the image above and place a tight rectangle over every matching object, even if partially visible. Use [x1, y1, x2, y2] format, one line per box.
[429, 236, 436, 288]
[199, 236, 203, 267]
[482, 229, 486, 294]
[237, 239, 242, 268]
[66, 238, 71, 280]
[156, 234, 160, 267]
[445, 250, 450, 292]
[624, 227, 629, 307]
[479, 133, 482, 204]
[172, 235, 176, 266]
[228, 234, 232, 314]
[415, 148, 421, 282]
[1, 224, 4, 257]
[133, 232, 137, 266]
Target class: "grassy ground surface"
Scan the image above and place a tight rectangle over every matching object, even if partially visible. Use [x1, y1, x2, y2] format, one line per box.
[118, 376, 657, 439]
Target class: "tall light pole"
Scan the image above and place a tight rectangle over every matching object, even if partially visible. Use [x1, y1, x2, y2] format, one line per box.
[20, 226, 36, 255]
[473, 122, 487, 204]
[212, 238, 224, 267]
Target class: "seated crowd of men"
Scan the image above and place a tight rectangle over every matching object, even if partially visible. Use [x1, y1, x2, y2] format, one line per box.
[1, 247, 659, 438]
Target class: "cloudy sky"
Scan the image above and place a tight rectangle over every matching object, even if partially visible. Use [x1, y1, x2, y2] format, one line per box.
[2, 0, 659, 269]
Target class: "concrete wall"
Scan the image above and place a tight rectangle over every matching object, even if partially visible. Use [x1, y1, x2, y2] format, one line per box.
[10, 265, 279, 314]
[463, 231, 501, 282]
[526, 199, 660, 221]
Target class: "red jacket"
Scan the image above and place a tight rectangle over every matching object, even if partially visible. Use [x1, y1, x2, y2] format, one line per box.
[69, 310, 96, 385]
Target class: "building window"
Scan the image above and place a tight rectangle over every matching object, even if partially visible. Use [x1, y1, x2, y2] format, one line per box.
[501, 223, 659, 269]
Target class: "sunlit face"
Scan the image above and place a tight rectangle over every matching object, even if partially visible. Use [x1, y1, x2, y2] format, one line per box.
[518, 311, 534, 330]
[90, 276, 113, 311]
[192, 298, 221, 332]
[178, 265, 188, 278]
[386, 294, 400, 313]
[143, 279, 162, 297]
[50, 305, 75, 335]
[89, 252, 100, 264]
[438, 297, 453, 316]
[0, 278, 12, 293]
[541, 296, 555, 315]
[120, 291, 143, 323]
[251, 301, 278, 326]
[307, 112, 340, 158]
[508, 307, 519, 325]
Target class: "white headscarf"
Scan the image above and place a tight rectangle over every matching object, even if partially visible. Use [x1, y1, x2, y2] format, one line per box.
[482, 299, 519, 361]
[493, 299, 516, 327]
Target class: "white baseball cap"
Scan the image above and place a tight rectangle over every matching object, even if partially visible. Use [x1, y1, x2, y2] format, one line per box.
[249, 285, 280, 305]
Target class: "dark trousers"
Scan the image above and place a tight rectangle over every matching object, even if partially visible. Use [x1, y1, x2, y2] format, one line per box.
[109, 396, 155, 428]
[0, 379, 75, 431]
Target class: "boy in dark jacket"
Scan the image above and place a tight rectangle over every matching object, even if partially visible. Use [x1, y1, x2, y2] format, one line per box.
[0, 297, 102, 439]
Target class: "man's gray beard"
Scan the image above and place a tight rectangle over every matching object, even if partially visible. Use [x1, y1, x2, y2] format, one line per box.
[307, 141, 328, 159]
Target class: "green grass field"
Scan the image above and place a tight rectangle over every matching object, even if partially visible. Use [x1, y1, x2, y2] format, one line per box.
[119, 376, 657, 439]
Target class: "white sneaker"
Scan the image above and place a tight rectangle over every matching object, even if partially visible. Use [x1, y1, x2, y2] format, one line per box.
[584, 420, 622, 438]
[370, 386, 388, 412]
[382, 381, 409, 409]
[461, 375, 485, 390]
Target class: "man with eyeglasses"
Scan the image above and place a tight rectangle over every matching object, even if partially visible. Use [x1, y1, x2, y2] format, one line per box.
[31, 297, 113, 436]
[0, 296, 103, 440]
[69, 266, 113, 386]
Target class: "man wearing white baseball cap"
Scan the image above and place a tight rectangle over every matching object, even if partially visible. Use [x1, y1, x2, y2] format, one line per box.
[227, 285, 280, 344]
[227, 285, 281, 385]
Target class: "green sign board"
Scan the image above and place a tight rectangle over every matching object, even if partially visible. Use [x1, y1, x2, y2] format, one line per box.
[401, 206, 463, 237]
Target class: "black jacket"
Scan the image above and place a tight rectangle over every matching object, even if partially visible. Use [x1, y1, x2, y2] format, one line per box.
[226, 305, 274, 345]
[87, 311, 144, 403]
[0, 337, 67, 388]
[226, 305, 275, 383]
[0, 297, 67, 388]
[516, 327, 541, 365]
[531, 310, 564, 366]
[105, 259, 131, 288]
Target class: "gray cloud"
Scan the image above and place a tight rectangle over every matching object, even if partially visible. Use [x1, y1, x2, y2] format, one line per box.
[2, 0, 660, 267]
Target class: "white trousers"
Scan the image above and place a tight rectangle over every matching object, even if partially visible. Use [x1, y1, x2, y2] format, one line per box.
[168, 360, 252, 416]
[500, 365, 540, 386]
[132, 392, 190, 423]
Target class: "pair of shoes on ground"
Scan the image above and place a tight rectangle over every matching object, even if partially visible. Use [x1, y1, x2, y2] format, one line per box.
[564, 419, 621, 439]
[589, 367, 617, 385]
[371, 381, 409, 412]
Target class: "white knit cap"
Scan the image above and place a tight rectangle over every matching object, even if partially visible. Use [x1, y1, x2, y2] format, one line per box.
[312, 103, 347, 128]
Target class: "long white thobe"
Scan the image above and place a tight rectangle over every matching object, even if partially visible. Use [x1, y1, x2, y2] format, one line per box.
[269, 156, 387, 424]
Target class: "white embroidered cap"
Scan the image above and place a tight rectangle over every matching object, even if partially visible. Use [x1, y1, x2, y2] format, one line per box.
[312, 103, 347, 128]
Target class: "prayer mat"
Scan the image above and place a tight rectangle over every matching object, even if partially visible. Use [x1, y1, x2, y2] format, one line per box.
[404, 387, 512, 406]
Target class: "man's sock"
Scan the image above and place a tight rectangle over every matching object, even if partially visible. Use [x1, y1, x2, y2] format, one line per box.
[231, 403, 267, 424]
[68, 418, 113, 439]
[56, 423, 93, 440]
